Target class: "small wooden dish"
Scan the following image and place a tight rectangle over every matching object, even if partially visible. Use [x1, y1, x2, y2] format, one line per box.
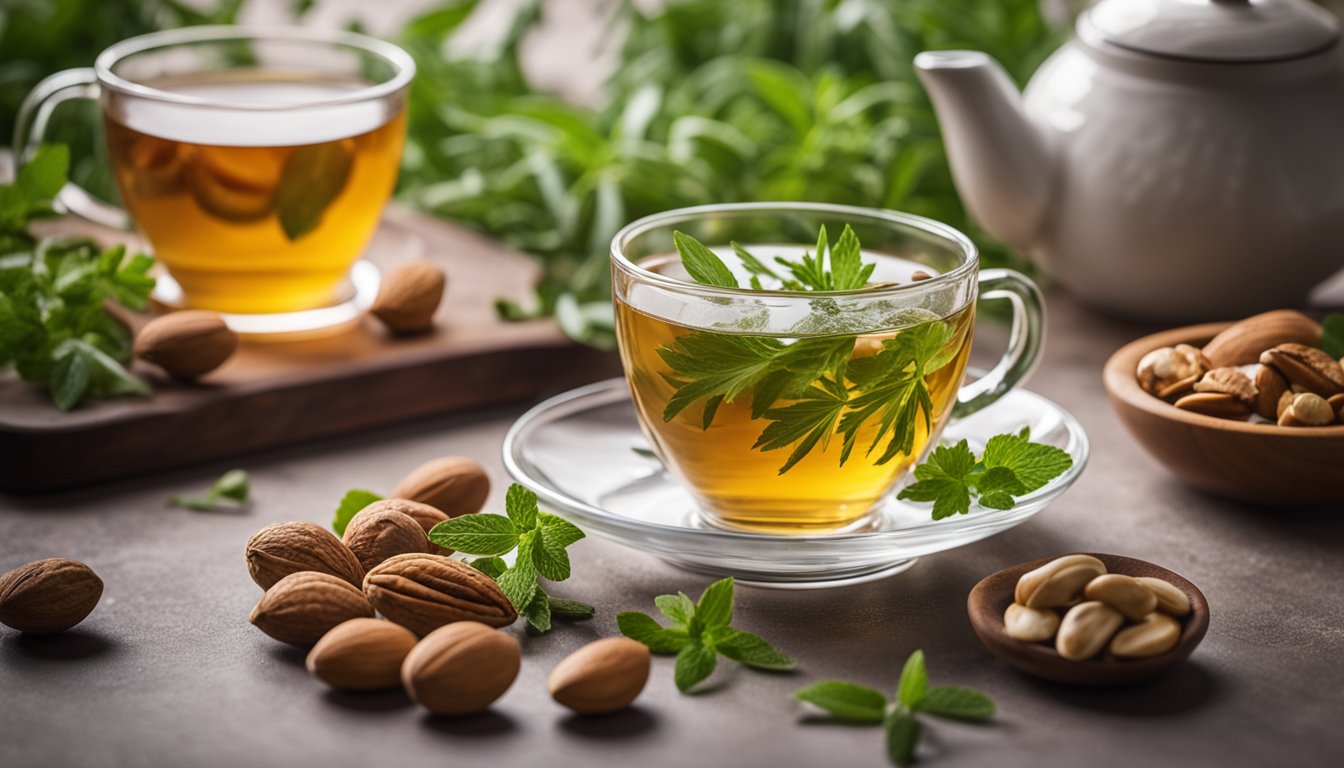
[1104, 321, 1344, 505]
[967, 553, 1209, 687]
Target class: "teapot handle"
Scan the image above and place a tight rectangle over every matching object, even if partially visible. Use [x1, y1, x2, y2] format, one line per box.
[952, 269, 1045, 418]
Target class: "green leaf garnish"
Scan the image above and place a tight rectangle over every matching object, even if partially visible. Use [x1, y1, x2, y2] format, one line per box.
[618, 577, 796, 693]
[1321, 313, 1344, 359]
[171, 469, 251, 512]
[673, 230, 738, 288]
[274, 142, 353, 241]
[427, 483, 588, 633]
[897, 430, 1073, 519]
[794, 650, 995, 767]
[331, 489, 383, 535]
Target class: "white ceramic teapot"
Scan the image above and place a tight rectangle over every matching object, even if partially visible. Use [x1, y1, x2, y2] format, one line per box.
[915, 0, 1344, 320]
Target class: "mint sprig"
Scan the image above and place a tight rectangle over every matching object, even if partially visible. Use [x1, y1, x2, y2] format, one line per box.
[332, 489, 383, 536]
[896, 429, 1073, 519]
[618, 577, 795, 693]
[1322, 313, 1344, 359]
[794, 650, 994, 767]
[429, 483, 590, 633]
[170, 469, 250, 512]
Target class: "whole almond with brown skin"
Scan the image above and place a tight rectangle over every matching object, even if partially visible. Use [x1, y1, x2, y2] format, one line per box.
[370, 261, 445, 334]
[1260, 343, 1344, 397]
[402, 621, 521, 717]
[549, 637, 651, 714]
[362, 498, 454, 555]
[1173, 392, 1252, 419]
[0, 558, 102, 634]
[249, 571, 374, 647]
[364, 553, 516, 636]
[306, 618, 418, 691]
[134, 310, 238, 378]
[1202, 310, 1321, 368]
[1253, 365, 1289, 420]
[342, 506, 432, 572]
[1330, 393, 1344, 420]
[391, 457, 489, 517]
[246, 521, 364, 590]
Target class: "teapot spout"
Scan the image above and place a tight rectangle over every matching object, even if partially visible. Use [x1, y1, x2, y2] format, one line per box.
[915, 51, 1053, 248]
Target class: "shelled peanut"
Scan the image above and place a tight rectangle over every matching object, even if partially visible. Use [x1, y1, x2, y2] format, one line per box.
[1135, 310, 1344, 426]
[1004, 555, 1192, 661]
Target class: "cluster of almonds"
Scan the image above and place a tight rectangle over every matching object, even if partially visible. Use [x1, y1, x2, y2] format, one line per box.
[0, 557, 103, 635]
[1137, 310, 1344, 426]
[1004, 555, 1191, 661]
[245, 456, 649, 717]
[131, 261, 447, 380]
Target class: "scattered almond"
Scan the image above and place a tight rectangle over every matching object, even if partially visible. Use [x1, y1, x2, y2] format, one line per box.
[360, 498, 454, 555]
[1201, 310, 1321, 368]
[391, 456, 490, 517]
[363, 553, 516, 636]
[306, 618, 418, 691]
[245, 521, 364, 590]
[248, 571, 374, 647]
[549, 637, 651, 715]
[402, 621, 520, 717]
[133, 310, 238, 378]
[342, 505, 432, 572]
[0, 558, 103, 634]
[370, 261, 445, 335]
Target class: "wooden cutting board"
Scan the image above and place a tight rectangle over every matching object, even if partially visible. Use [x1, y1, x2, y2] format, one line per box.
[0, 205, 620, 493]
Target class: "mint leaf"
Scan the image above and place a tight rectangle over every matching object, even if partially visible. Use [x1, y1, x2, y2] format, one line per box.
[50, 345, 91, 411]
[696, 577, 734, 629]
[730, 241, 783, 284]
[617, 611, 691, 653]
[428, 514, 519, 555]
[1323, 313, 1344, 358]
[548, 597, 596, 620]
[674, 230, 737, 288]
[674, 640, 718, 692]
[18, 145, 69, 203]
[794, 680, 887, 724]
[505, 482, 539, 530]
[896, 440, 977, 520]
[471, 556, 507, 579]
[896, 650, 927, 708]
[172, 469, 252, 512]
[982, 429, 1072, 494]
[884, 706, 921, 767]
[521, 591, 551, 633]
[829, 224, 865, 290]
[709, 628, 796, 670]
[532, 530, 572, 581]
[496, 530, 539, 609]
[538, 512, 584, 547]
[917, 686, 996, 721]
[655, 593, 696, 626]
[275, 142, 353, 241]
[332, 490, 383, 535]
[975, 466, 1027, 510]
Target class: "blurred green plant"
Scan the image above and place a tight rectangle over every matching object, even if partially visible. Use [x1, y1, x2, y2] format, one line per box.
[395, 0, 1065, 346]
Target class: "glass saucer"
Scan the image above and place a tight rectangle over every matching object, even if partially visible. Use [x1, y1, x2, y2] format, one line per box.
[503, 377, 1090, 589]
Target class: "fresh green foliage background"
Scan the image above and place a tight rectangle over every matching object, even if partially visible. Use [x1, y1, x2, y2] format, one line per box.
[0, 0, 1065, 347]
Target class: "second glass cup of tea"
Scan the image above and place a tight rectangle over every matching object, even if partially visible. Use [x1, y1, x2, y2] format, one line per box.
[14, 26, 414, 333]
[612, 203, 1043, 533]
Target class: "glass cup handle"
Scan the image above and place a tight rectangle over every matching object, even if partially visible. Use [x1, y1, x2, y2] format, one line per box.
[13, 68, 130, 230]
[951, 268, 1045, 418]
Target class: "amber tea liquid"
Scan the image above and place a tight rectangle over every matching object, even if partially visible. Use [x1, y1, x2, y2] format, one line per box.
[106, 72, 405, 314]
[616, 252, 974, 532]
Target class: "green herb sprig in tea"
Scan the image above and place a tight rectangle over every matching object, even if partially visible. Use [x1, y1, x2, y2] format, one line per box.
[897, 429, 1073, 519]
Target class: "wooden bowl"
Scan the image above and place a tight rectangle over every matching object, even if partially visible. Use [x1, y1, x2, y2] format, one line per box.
[1104, 321, 1344, 505]
[967, 553, 1209, 687]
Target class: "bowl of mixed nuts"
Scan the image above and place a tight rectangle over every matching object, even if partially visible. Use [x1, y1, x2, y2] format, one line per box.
[1103, 310, 1344, 505]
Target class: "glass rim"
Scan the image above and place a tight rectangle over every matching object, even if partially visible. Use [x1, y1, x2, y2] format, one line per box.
[610, 202, 980, 300]
[94, 25, 416, 111]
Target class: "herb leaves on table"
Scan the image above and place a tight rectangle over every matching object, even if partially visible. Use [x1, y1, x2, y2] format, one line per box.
[795, 650, 995, 766]
[170, 469, 250, 512]
[896, 428, 1073, 519]
[618, 576, 796, 692]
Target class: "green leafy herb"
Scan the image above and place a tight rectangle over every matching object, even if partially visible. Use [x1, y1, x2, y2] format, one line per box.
[429, 483, 589, 632]
[617, 577, 795, 693]
[331, 489, 384, 536]
[171, 469, 250, 511]
[0, 145, 156, 410]
[274, 142, 354, 241]
[658, 228, 960, 475]
[794, 650, 995, 767]
[1322, 313, 1344, 359]
[896, 429, 1073, 519]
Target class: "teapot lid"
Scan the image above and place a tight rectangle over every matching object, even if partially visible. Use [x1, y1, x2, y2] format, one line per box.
[1081, 0, 1338, 62]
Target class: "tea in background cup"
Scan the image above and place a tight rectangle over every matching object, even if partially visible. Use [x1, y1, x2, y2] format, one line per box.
[611, 203, 1043, 533]
[14, 27, 414, 331]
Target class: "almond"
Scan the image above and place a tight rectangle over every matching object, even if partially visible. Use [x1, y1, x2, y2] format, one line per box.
[133, 310, 238, 378]
[1173, 392, 1252, 419]
[1261, 343, 1344, 397]
[1253, 365, 1289, 421]
[245, 521, 364, 590]
[248, 571, 374, 647]
[391, 457, 490, 517]
[1202, 310, 1322, 368]
[1192, 367, 1257, 405]
[402, 622, 520, 717]
[0, 558, 103, 634]
[360, 498, 453, 555]
[1015, 554, 1106, 607]
[306, 618, 418, 691]
[549, 637, 651, 714]
[370, 261, 445, 334]
[363, 553, 516, 636]
[342, 505, 432, 572]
